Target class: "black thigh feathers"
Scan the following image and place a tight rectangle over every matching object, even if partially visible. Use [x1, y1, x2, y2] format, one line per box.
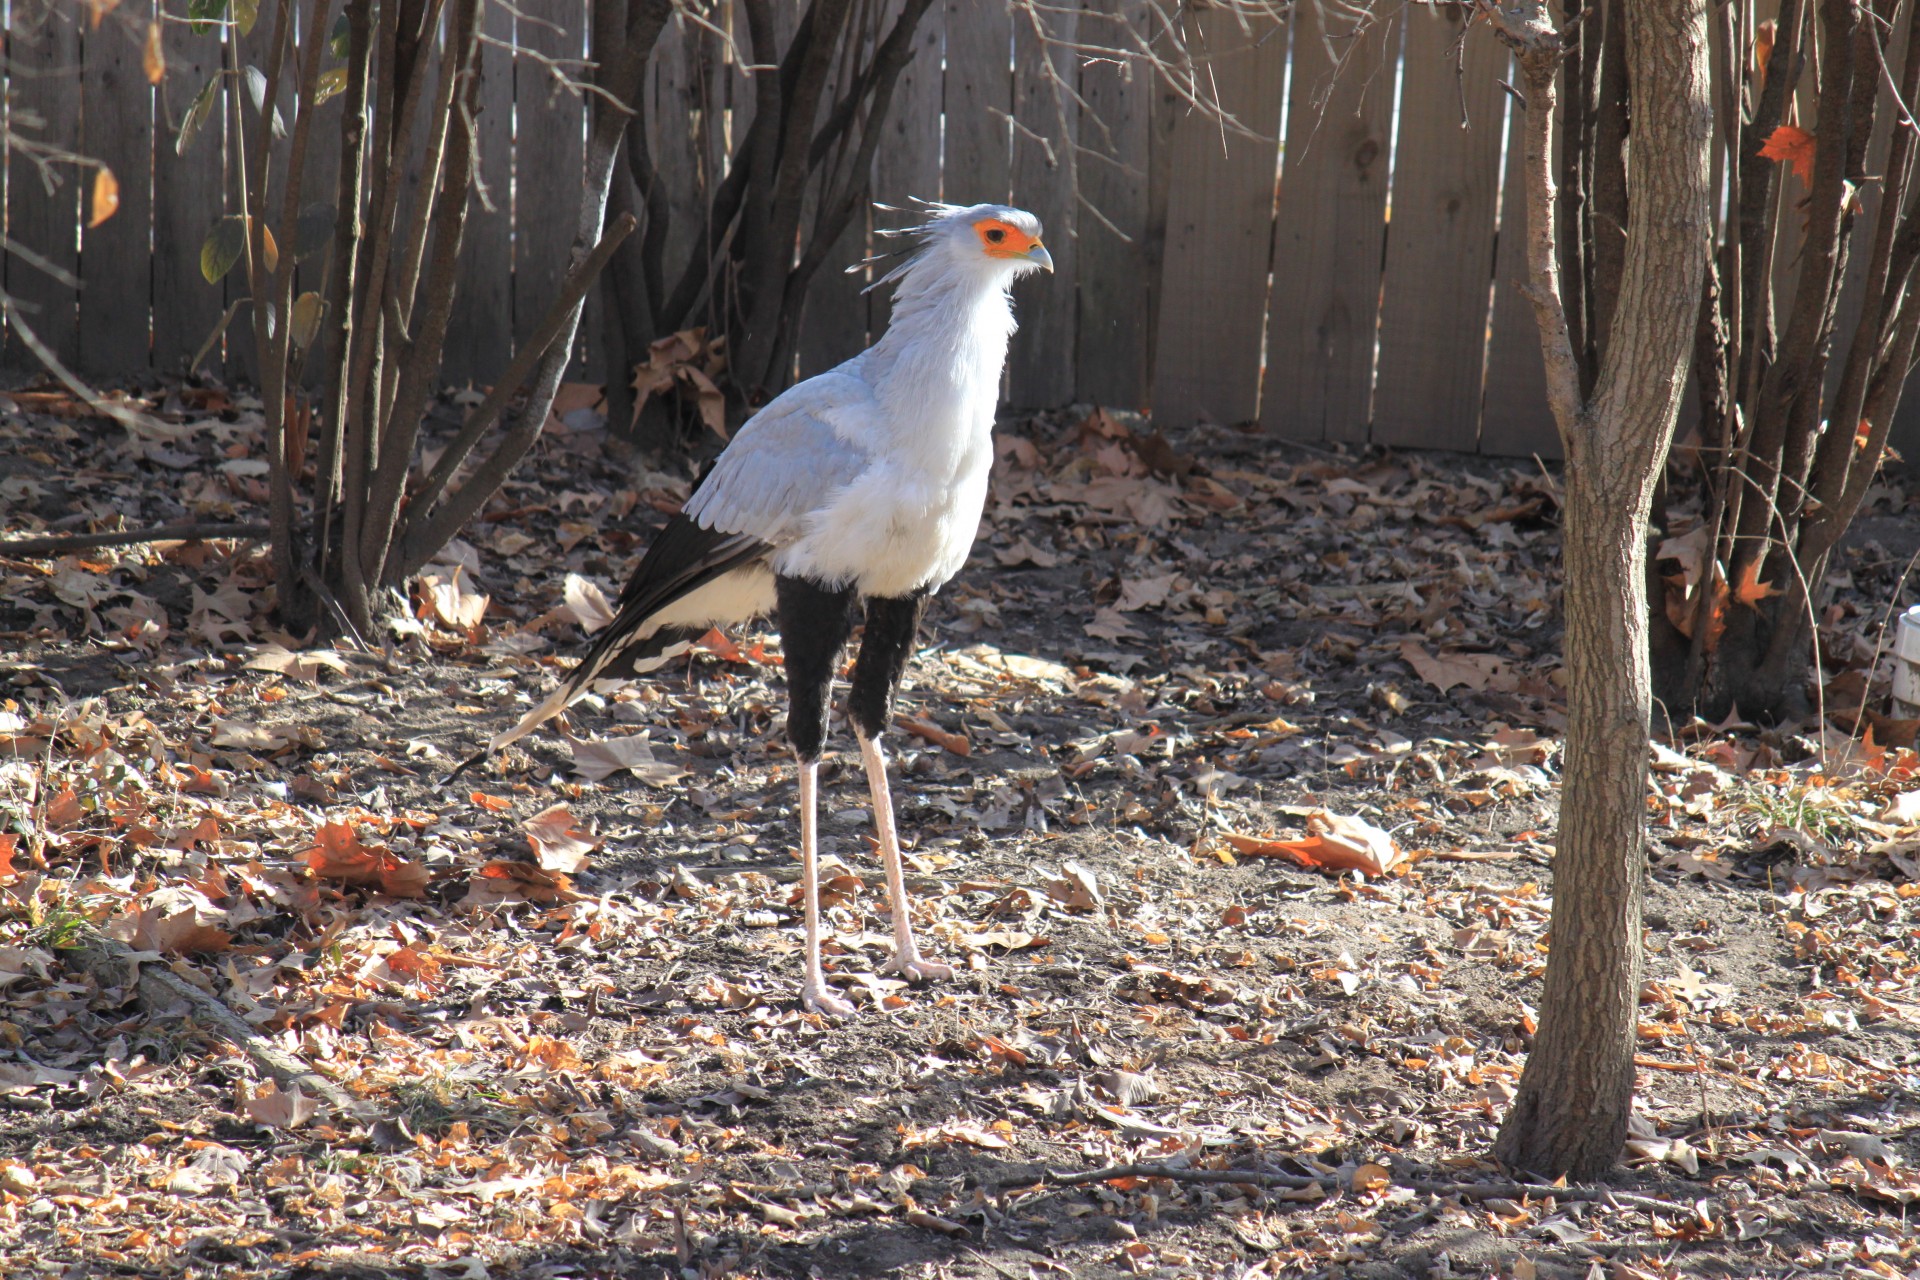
[848, 592, 927, 739]
[776, 577, 857, 762]
[775, 576, 927, 760]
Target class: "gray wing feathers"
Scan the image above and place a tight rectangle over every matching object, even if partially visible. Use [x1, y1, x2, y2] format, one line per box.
[682, 385, 872, 545]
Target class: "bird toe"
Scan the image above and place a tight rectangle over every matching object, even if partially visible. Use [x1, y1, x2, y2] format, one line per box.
[881, 953, 954, 983]
[801, 981, 856, 1017]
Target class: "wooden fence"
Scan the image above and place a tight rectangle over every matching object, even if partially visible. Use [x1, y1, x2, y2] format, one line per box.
[5, 1, 1916, 460]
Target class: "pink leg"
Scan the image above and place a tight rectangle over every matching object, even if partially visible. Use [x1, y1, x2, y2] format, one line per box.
[798, 760, 853, 1016]
[858, 732, 953, 983]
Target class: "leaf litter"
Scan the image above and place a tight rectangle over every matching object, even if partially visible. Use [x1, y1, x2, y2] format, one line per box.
[2, 390, 1920, 1275]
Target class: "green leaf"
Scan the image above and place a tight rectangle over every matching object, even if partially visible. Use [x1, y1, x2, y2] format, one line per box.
[232, 0, 259, 37]
[314, 66, 349, 107]
[186, 0, 227, 36]
[329, 14, 351, 60]
[200, 216, 248, 284]
[294, 204, 336, 262]
[290, 292, 326, 350]
[177, 75, 220, 155]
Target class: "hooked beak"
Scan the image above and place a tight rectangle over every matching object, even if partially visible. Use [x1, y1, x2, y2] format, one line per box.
[1026, 243, 1055, 273]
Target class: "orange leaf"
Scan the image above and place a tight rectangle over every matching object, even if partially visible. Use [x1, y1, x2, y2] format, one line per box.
[1733, 558, 1781, 609]
[89, 167, 119, 228]
[1759, 124, 1816, 187]
[466, 859, 573, 906]
[0, 834, 16, 882]
[896, 714, 971, 757]
[304, 821, 429, 898]
[695, 627, 743, 662]
[469, 791, 512, 813]
[143, 21, 165, 84]
[1223, 812, 1406, 878]
[1752, 19, 1776, 94]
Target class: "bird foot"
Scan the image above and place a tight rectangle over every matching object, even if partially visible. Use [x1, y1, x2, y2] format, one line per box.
[881, 950, 954, 983]
[800, 979, 855, 1017]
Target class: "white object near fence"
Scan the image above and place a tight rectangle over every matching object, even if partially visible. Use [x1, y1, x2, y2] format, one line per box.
[1894, 606, 1920, 718]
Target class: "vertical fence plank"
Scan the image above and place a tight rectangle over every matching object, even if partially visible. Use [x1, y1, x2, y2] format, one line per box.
[1007, 3, 1075, 407]
[797, 11, 872, 380]
[943, 0, 1010, 207]
[650, 14, 702, 298]
[1480, 86, 1560, 459]
[152, 17, 227, 375]
[79, 7, 155, 375]
[1150, 9, 1286, 429]
[1073, 1, 1152, 411]
[868, 1, 943, 339]
[6, 6, 83, 371]
[444, 0, 515, 387]
[514, 0, 587, 371]
[943, 0, 1009, 400]
[1262, 4, 1395, 443]
[1370, 7, 1505, 452]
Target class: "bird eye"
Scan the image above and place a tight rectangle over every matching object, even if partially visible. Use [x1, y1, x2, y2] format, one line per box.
[984, 228, 1006, 244]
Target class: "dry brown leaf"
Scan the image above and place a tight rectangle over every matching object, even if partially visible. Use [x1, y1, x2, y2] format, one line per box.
[1398, 640, 1513, 694]
[245, 643, 347, 684]
[244, 1082, 319, 1130]
[465, 859, 574, 907]
[569, 734, 689, 785]
[562, 572, 615, 633]
[421, 567, 488, 630]
[89, 167, 119, 228]
[896, 714, 970, 757]
[143, 20, 165, 83]
[523, 802, 598, 873]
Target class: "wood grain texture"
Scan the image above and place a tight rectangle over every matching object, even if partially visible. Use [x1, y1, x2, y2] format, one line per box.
[867, 1, 943, 339]
[514, 0, 588, 372]
[443, 0, 515, 387]
[1150, 7, 1287, 429]
[943, 0, 1010, 208]
[1370, 6, 1506, 452]
[1007, 2, 1074, 407]
[1262, 3, 1396, 443]
[6, 5, 84, 370]
[648, 13, 703, 287]
[79, 7, 155, 374]
[1073, 0, 1152, 411]
[797, 9, 872, 380]
[943, 0, 1010, 402]
[151, 13, 228, 375]
[1481, 81, 1561, 460]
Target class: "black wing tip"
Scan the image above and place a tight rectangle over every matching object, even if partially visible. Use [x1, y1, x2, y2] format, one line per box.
[443, 748, 489, 786]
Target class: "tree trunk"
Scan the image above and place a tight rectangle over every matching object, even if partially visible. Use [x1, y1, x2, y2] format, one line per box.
[1481, 0, 1711, 1179]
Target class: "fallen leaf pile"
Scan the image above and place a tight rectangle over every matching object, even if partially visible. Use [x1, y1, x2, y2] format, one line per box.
[2, 390, 1920, 1275]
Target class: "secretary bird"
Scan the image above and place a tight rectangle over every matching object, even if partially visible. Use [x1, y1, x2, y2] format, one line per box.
[474, 203, 1051, 1015]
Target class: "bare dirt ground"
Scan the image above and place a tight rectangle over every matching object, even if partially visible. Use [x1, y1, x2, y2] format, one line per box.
[5, 384, 1920, 1279]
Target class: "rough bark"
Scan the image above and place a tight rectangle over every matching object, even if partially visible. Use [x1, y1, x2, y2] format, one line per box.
[1479, 0, 1711, 1179]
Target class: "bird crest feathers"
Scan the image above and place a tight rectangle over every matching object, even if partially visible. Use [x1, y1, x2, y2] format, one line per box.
[849, 199, 977, 294]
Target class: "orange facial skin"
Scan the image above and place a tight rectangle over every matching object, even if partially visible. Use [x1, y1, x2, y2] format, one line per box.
[975, 218, 1042, 260]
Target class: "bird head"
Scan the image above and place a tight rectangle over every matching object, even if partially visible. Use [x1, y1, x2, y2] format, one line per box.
[868, 202, 1053, 292]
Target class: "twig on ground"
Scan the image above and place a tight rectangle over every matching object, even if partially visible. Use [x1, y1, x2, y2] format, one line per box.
[58, 928, 358, 1116]
[0, 522, 273, 557]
